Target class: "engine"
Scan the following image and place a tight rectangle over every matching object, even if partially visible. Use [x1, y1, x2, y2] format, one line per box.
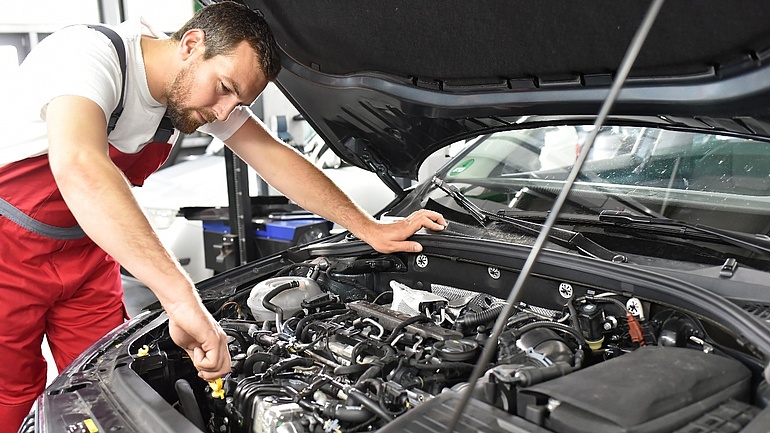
[130, 254, 765, 433]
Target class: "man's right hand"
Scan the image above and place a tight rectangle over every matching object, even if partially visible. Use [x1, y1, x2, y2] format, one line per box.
[166, 300, 231, 380]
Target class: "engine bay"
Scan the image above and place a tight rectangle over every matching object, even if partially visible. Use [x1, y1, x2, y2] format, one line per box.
[128, 250, 770, 433]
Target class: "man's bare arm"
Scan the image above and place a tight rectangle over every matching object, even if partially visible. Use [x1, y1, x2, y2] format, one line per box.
[225, 118, 446, 253]
[46, 95, 230, 380]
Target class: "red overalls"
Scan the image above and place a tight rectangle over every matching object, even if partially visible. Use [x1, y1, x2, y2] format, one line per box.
[0, 141, 172, 431]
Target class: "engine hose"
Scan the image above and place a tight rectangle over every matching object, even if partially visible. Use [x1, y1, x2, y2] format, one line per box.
[282, 386, 322, 415]
[567, 299, 583, 337]
[298, 376, 334, 400]
[243, 352, 279, 376]
[346, 387, 395, 420]
[356, 365, 384, 384]
[514, 321, 587, 348]
[384, 314, 430, 344]
[265, 357, 316, 377]
[262, 280, 300, 327]
[573, 347, 586, 369]
[513, 361, 576, 386]
[295, 309, 349, 343]
[323, 404, 373, 423]
[350, 340, 396, 365]
[401, 375, 441, 390]
[356, 378, 382, 393]
[222, 328, 249, 352]
[302, 297, 345, 311]
[455, 304, 505, 329]
[334, 363, 371, 376]
[174, 379, 206, 431]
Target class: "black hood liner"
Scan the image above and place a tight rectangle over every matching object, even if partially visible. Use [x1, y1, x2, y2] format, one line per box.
[231, 0, 770, 179]
[244, 0, 770, 81]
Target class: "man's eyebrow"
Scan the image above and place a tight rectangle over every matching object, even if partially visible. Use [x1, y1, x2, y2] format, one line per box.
[224, 77, 242, 97]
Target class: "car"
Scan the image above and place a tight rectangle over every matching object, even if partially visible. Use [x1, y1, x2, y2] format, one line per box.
[23, 1, 770, 433]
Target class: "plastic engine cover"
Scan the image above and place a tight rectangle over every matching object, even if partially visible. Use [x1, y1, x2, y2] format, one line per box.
[519, 346, 752, 433]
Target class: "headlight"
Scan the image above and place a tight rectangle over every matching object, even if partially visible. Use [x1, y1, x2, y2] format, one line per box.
[142, 207, 179, 230]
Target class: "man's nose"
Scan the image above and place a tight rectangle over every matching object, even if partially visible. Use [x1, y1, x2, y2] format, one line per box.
[214, 98, 239, 121]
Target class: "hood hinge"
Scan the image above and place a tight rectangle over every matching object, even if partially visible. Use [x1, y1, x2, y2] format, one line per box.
[344, 138, 406, 198]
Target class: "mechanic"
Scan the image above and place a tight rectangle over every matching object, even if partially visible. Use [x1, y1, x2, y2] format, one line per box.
[0, 2, 446, 430]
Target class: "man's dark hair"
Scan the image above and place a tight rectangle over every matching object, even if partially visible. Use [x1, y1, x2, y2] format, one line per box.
[171, 1, 281, 81]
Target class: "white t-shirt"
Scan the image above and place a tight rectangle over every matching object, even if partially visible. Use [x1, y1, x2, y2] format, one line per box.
[0, 18, 251, 166]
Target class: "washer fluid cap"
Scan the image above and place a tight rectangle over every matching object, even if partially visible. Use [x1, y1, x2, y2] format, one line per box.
[247, 277, 322, 322]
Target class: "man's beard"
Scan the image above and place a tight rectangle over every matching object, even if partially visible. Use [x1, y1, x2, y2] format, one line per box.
[165, 62, 215, 134]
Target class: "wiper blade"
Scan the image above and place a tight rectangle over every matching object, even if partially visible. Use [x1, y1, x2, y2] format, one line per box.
[433, 177, 627, 263]
[599, 210, 770, 256]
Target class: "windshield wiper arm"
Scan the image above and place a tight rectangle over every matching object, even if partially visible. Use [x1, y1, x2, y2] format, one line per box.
[599, 210, 770, 256]
[432, 177, 487, 225]
[433, 177, 627, 262]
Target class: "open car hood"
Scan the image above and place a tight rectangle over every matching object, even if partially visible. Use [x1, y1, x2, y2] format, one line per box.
[216, 0, 770, 180]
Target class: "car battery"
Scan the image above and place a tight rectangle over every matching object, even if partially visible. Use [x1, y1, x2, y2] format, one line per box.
[201, 216, 332, 273]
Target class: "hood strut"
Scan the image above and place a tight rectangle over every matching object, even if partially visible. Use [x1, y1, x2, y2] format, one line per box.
[445, 0, 669, 431]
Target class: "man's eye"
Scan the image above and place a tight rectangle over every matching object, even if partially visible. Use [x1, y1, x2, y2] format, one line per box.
[221, 83, 231, 93]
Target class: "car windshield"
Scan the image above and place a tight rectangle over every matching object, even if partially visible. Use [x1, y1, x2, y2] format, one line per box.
[428, 125, 770, 235]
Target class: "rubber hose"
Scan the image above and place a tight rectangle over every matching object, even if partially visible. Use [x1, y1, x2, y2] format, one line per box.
[346, 388, 394, 421]
[334, 363, 371, 376]
[222, 328, 248, 351]
[243, 352, 279, 376]
[456, 304, 505, 329]
[262, 280, 300, 325]
[174, 379, 206, 431]
[325, 404, 373, 423]
[515, 321, 587, 347]
[295, 309, 348, 343]
[384, 314, 430, 344]
[266, 357, 315, 376]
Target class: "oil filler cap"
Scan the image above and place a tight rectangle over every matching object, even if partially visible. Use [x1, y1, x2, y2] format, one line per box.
[433, 339, 479, 362]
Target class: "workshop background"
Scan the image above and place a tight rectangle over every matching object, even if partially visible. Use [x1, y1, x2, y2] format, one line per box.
[0, 0, 228, 387]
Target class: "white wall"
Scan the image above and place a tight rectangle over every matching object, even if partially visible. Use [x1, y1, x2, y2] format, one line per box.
[0, 0, 100, 32]
[0, 0, 197, 33]
[123, 0, 196, 34]
[261, 83, 305, 145]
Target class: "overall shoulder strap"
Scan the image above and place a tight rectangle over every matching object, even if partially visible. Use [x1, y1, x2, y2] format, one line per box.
[87, 25, 126, 135]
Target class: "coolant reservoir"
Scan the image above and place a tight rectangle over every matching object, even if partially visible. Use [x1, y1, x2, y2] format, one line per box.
[247, 277, 322, 322]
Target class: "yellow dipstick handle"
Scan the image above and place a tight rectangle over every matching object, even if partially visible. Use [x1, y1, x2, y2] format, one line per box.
[209, 378, 225, 399]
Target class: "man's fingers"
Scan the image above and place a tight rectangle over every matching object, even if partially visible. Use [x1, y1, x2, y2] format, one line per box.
[192, 346, 229, 379]
[404, 215, 446, 233]
[407, 210, 447, 230]
[423, 218, 446, 231]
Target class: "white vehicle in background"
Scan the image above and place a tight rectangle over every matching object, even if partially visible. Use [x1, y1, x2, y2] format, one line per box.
[132, 132, 395, 282]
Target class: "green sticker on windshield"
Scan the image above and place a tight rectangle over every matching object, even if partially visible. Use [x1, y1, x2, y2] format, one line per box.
[449, 159, 474, 176]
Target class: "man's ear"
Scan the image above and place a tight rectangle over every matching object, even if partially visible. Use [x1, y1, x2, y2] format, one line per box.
[179, 29, 205, 60]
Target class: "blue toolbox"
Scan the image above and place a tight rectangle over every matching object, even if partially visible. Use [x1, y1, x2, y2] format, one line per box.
[184, 198, 332, 273]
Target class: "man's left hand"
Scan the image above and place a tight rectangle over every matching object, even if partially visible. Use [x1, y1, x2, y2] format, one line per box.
[357, 209, 447, 253]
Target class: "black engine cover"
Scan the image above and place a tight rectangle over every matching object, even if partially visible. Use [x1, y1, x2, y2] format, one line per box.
[518, 346, 751, 433]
